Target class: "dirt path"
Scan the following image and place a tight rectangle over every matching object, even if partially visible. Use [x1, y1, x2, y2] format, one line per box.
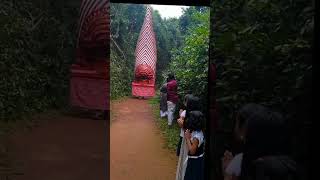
[110, 98, 177, 180]
[8, 112, 107, 180]
[7, 98, 177, 180]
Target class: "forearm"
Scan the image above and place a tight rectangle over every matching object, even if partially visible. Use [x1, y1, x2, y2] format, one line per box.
[177, 117, 184, 128]
[186, 139, 193, 151]
[186, 139, 197, 155]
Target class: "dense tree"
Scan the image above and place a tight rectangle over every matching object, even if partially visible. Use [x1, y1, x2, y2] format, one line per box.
[153, 10, 183, 86]
[165, 7, 210, 110]
[209, 0, 313, 179]
[0, 2, 207, 117]
[110, 5, 209, 101]
[0, 0, 79, 121]
[179, 7, 206, 36]
[110, 4, 146, 99]
[110, 4, 184, 98]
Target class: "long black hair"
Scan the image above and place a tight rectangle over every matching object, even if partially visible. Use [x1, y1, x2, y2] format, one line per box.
[184, 110, 205, 132]
[183, 95, 201, 130]
[185, 95, 201, 118]
[237, 104, 290, 179]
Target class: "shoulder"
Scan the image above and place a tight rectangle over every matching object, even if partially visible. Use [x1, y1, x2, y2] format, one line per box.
[191, 131, 204, 145]
[192, 130, 204, 136]
[225, 153, 243, 176]
[169, 80, 177, 85]
[173, 80, 177, 85]
[233, 153, 243, 162]
[167, 81, 173, 86]
[181, 110, 186, 117]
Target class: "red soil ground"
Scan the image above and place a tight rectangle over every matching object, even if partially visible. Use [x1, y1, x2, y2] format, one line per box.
[110, 98, 177, 180]
[7, 98, 177, 180]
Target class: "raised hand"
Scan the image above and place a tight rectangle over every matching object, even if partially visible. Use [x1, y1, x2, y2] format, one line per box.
[177, 118, 184, 127]
[179, 109, 183, 116]
[184, 129, 192, 140]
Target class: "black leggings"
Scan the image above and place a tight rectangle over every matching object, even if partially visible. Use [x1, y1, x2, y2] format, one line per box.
[176, 136, 183, 156]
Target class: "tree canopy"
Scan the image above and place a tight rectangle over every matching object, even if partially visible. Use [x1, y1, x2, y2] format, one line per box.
[110, 4, 195, 99]
[209, 0, 313, 179]
[0, 0, 79, 121]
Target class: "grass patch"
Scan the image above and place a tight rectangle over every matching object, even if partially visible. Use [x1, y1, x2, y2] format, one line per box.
[149, 95, 180, 152]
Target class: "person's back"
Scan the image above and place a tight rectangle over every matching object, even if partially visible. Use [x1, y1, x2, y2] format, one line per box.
[167, 79, 178, 104]
[166, 73, 178, 126]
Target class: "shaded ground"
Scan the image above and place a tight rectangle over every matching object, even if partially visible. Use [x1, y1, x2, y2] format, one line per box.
[6, 97, 177, 180]
[110, 98, 177, 180]
[8, 111, 107, 180]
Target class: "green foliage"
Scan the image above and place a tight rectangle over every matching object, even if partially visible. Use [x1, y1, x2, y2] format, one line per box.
[211, 0, 313, 130]
[110, 3, 147, 99]
[149, 96, 180, 151]
[110, 50, 133, 99]
[153, 12, 183, 86]
[210, 0, 313, 179]
[166, 7, 210, 109]
[110, 5, 209, 102]
[0, 0, 79, 121]
[110, 4, 184, 98]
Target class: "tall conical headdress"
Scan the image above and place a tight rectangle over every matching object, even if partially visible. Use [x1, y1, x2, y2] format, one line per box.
[134, 6, 157, 78]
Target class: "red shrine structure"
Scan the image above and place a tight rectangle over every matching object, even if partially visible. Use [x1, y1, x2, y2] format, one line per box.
[132, 6, 157, 98]
[69, 0, 110, 112]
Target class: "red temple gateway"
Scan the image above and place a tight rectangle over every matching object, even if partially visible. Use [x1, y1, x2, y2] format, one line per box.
[132, 6, 157, 98]
[69, 0, 110, 111]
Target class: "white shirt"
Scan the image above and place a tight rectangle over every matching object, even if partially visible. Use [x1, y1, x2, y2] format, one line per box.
[225, 153, 243, 176]
[191, 131, 204, 147]
[179, 110, 186, 137]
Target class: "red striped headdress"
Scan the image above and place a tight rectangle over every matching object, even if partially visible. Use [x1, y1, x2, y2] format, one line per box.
[134, 6, 157, 82]
[76, 0, 110, 59]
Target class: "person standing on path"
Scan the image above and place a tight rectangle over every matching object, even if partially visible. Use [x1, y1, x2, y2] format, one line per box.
[160, 81, 168, 118]
[166, 73, 178, 127]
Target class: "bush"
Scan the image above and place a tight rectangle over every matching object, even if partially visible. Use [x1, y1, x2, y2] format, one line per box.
[0, 0, 79, 121]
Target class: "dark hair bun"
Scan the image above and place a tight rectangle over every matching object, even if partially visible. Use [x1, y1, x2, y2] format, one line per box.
[168, 73, 175, 80]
